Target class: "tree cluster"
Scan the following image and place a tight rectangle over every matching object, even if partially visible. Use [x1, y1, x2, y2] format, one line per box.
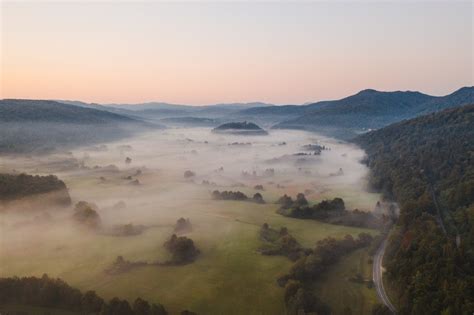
[174, 218, 192, 234]
[104, 256, 147, 275]
[0, 274, 167, 315]
[258, 224, 308, 261]
[276, 194, 379, 228]
[0, 173, 71, 205]
[163, 234, 200, 265]
[183, 170, 195, 178]
[72, 201, 101, 230]
[212, 190, 265, 204]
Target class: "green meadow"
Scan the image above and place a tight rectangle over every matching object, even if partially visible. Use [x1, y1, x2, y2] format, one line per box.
[0, 129, 382, 314]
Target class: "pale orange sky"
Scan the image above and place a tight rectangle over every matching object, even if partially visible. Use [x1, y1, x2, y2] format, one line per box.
[1, 1, 472, 105]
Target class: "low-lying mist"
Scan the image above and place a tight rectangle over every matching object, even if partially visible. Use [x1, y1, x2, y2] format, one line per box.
[0, 126, 381, 313]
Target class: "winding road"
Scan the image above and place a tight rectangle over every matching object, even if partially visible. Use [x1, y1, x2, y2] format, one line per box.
[373, 240, 397, 313]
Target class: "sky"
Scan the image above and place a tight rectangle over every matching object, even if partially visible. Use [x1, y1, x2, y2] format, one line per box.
[1, 1, 472, 105]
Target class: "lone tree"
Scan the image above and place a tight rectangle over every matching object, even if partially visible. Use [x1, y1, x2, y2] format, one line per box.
[73, 201, 101, 229]
[164, 234, 200, 265]
[253, 193, 265, 204]
[184, 170, 195, 178]
[174, 217, 192, 234]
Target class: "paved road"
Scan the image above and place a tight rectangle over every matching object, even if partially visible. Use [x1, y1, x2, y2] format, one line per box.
[373, 240, 397, 314]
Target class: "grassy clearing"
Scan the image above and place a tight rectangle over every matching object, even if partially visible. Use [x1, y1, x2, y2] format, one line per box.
[313, 248, 378, 315]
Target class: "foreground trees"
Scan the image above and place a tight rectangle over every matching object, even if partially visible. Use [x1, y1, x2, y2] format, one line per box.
[0, 274, 168, 315]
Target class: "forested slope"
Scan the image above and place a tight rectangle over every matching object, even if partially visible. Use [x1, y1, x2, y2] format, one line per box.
[354, 104, 474, 314]
[273, 87, 473, 139]
[0, 99, 159, 153]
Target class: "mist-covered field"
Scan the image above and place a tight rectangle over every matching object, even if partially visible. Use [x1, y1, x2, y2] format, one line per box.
[0, 128, 380, 314]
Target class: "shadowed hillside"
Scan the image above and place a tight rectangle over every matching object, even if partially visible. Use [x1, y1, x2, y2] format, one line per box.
[0, 99, 160, 153]
[237, 87, 474, 139]
[354, 104, 474, 314]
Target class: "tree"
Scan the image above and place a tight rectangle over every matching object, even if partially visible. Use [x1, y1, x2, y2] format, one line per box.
[133, 297, 151, 315]
[150, 303, 167, 315]
[184, 170, 195, 178]
[163, 234, 200, 264]
[81, 290, 104, 313]
[252, 193, 265, 204]
[295, 193, 308, 207]
[108, 297, 133, 315]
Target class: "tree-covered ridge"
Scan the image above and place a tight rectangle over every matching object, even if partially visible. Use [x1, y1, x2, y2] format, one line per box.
[0, 99, 160, 153]
[272, 86, 473, 139]
[0, 99, 137, 124]
[354, 104, 474, 314]
[0, 173, 71, 205]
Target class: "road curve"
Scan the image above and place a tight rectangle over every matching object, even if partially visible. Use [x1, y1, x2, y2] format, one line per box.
[373, 239, 397, 313]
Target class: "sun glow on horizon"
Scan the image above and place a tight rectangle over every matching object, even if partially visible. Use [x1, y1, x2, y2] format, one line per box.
[1, 1, 472, 105]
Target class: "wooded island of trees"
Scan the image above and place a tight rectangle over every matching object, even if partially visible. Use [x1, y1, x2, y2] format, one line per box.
[276, 194, 380, 228]
[0, 173, 71, 205]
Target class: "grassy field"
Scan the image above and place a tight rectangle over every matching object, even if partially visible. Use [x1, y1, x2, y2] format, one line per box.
[0, 129, 381, 314]
[314, 248, 379, 315]
[1, 196, 377, 314]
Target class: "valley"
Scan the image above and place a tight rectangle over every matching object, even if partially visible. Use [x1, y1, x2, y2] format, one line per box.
[1, 128, 382, 314]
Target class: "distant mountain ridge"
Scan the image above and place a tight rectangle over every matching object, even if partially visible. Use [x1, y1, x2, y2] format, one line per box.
[56, 100, 275, 121]
[268, 86, 473, 139]
[0, 99, 159, 153]
[0, 99, 139, 124]
[50, 86, 474, 139]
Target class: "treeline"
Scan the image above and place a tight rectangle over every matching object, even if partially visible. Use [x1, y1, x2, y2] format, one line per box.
[276, 193, 380, 228]
[354, 104, 474, 314]
[0, 274, 172, 315]
[0, 173, 71, 205]
[105, 233, 200, 275]
[258, 224, 309, 261]
[277, 233, 374, 315]
[211, 190, 265, 204]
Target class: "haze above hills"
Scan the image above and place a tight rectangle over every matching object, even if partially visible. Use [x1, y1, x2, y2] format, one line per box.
[59, 86, 473, 138]
[0, 86, 472, 153]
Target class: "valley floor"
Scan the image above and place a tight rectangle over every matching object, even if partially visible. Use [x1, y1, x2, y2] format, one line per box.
[0, 128, 381, 314]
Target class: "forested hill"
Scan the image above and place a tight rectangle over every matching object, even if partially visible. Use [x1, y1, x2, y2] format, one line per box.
[0, 99, 138, 124]
[354, 104, 474, 314]
[271, 86, 473, 139]
[0, 99, 159, 153]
